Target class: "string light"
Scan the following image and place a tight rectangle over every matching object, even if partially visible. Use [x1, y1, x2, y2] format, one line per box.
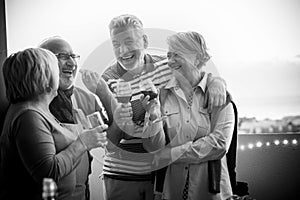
[283, 139, 288, 145]
[256, 141, 263, 148]
[292, 139, 297, 145]
[248, 143, 254, 149]
[239, 139, 298, 150]
[240, 145, 245, 150]
[274, 140, 280, 145]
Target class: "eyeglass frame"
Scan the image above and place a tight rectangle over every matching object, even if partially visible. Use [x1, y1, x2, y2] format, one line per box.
[54, 53, 80, 61]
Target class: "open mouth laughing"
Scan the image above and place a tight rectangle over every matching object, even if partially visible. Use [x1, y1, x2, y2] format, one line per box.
[170, 65, 182, 71]
[61, 67, 76, 77]
[119, 52, 136, 64]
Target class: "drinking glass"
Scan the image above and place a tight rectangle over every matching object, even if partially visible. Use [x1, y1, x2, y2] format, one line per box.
[139, 79, 166, 123]
[115, 80, 132, 103]
[139, 78, 158, 101]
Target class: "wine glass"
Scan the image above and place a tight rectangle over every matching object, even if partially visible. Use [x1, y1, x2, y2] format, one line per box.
[139, 78, 158, 101]
[139, 79, 166, 123]
[115, 80, 136, 134]
[115, 80, 132, 103]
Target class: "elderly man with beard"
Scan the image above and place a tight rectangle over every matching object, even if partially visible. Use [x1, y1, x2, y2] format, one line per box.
[39, 37, 123, 200]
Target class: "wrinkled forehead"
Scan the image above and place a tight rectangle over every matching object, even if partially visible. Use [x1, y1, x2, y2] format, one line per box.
[111, 26, 144, 41]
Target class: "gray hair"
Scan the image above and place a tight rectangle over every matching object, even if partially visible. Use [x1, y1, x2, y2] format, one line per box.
[167, 31, 211, 67]
[109, 14, 144, 34]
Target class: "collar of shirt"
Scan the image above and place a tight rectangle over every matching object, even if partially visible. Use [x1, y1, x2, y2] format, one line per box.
[116, 54, 155, 80]
[164, 71, 208, 93]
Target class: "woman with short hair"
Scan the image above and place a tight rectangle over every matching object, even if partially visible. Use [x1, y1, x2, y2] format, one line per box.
[0, 48, 107, 200]
[148, 32, 235, 200]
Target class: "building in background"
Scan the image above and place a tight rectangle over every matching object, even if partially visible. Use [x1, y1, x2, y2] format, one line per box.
[238, 115, 300, 134]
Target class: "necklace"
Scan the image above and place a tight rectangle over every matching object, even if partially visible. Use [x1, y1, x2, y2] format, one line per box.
[182, 88, 194, 107]
[187, 91, 194, 107]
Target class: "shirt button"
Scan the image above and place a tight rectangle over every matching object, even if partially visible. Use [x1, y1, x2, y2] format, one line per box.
[185, 166, 188, 170]
[187, 106, 190, 109]
[186, 120, 189, 123]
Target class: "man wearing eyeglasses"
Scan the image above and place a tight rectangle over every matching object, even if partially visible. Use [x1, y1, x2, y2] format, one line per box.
[54, 51, 80, 91]
[38, 37, 116, 200]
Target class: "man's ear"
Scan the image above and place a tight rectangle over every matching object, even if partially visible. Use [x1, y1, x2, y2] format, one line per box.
[143, 35, 148, 49]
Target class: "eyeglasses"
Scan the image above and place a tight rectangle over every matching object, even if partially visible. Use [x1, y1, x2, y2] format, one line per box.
[55, 53, 80, 61]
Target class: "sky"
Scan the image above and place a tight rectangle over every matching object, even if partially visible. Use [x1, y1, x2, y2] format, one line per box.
[5, 0, 300, 120]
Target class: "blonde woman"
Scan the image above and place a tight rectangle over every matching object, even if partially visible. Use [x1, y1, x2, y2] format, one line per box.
[149, 32, 234, 200]
[0, 48, 107, 200]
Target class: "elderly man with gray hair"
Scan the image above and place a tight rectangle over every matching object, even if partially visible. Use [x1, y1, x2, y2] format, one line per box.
[81, 14, 228, 200]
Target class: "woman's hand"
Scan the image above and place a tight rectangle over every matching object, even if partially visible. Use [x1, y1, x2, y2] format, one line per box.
[140, 94, 161, 121]
[78, 124, 108, 150]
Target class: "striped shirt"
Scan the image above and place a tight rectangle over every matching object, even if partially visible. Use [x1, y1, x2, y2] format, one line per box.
[101, 54, 172, 180]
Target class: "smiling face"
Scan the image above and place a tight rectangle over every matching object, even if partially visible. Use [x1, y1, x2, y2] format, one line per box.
[111, 26, 148, 72]
[166, 32, 211, 87]
[40, 38, 79, 90]
[55, 41, 78, 90]
[167, 51, 200, 82]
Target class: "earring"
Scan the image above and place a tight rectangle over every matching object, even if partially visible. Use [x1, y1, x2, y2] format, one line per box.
[193, 59, 200, 68]
[46, 86, 52, 93]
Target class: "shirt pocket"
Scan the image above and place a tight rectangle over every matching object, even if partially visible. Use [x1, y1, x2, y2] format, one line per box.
[163, 105, 180, 129]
